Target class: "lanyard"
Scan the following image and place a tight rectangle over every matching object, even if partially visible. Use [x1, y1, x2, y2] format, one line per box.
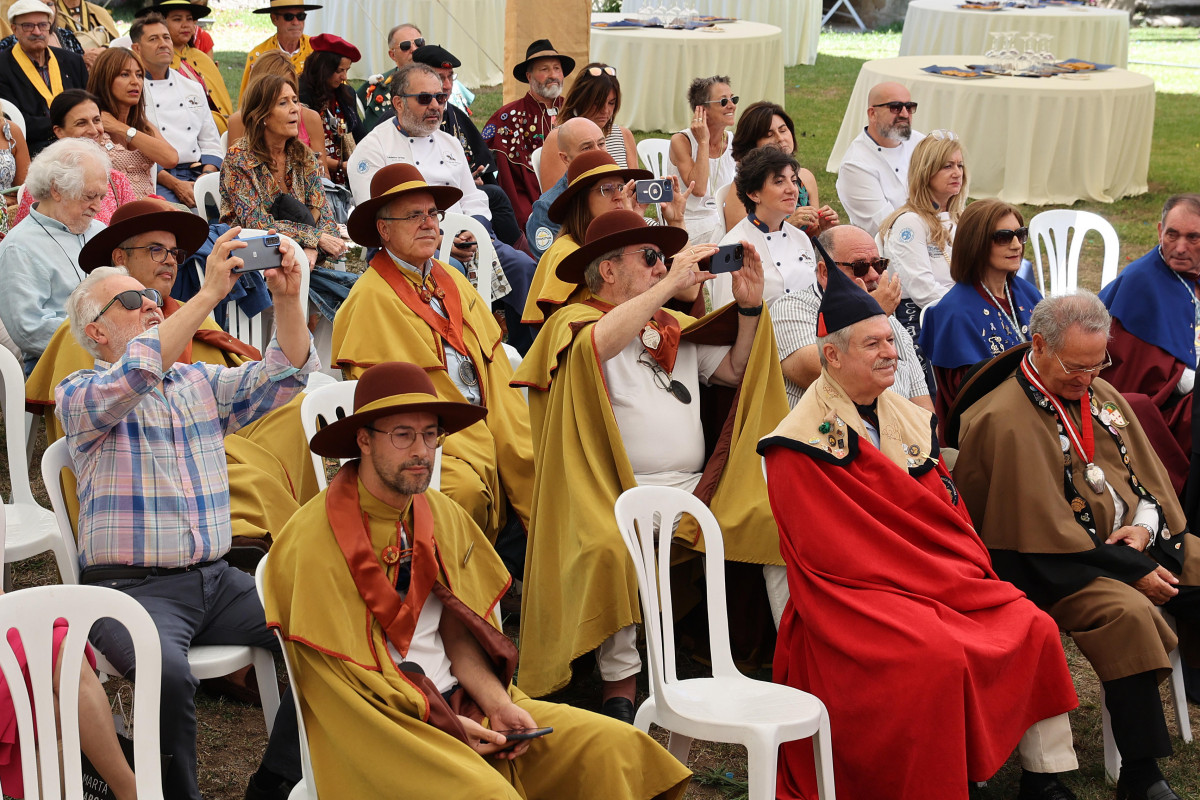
[1020, 352, 1093, 465]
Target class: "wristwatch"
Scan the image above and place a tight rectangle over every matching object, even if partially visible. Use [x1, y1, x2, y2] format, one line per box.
[125, 127, 137, 144]
[1133, 522, 1157, 547]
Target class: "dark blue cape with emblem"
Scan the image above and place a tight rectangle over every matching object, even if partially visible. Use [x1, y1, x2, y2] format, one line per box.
[1099, 247, 1198, 368]
[919, 277, 1041, 369]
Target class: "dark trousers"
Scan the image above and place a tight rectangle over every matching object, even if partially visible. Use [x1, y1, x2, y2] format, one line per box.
[89, 560, 300, 800]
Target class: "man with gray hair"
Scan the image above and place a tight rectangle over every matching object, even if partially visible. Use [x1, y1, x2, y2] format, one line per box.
[954, 291, 1200, 800]
[0, 136, 108, 372]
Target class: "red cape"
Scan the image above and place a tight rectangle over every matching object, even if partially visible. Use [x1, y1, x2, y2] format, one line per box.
[763, 436, 1077, 799]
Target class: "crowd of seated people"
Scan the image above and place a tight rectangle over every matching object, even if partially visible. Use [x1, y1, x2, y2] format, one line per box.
[1, 7, 1199, 800]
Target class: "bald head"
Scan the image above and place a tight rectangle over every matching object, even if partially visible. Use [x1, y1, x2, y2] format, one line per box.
[556, 117, 606, 165]
[865, 82, 914, 146]
[817, 225, 884, 291]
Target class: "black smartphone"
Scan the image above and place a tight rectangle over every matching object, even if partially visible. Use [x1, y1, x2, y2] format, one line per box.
[231, 233, 283, 274]
[493, 726, 554, 741]
[635, 178, 673, 205]
[709, 243, 744, 274]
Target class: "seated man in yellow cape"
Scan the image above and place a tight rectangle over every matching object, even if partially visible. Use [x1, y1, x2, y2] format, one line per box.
[25, 199, 319, 551]
[511, 209, 790, 718]
[263, 361, 691, 800]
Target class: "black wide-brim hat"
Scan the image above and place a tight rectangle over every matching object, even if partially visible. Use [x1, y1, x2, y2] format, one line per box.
[513, 39, 575, 83]
[78, 199, 210, 273]
[254, 0, 322, 13]
[309, 362, 487, 458]
[942, 342, 1032, 448]
[136, 0, 211, 19]
[548, 149, 651, 224]
[346, 163, 463, 248]
[555, 209, 688, 286]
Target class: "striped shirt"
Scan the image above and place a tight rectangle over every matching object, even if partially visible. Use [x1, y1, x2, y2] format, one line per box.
[56, 327, 317, 569]
[604, 124, 629, 167]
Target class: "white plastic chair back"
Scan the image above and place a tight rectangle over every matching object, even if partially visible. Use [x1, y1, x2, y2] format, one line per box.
[219, 129, 228, 156]
[193, 170, 222, 219]
[530, 147, 543, 182]
[204, 228, 308, 352]
[0, 584, 164, 800]
[636, 138, 671, 180]
[438, 212, 497, 309]
[0, 99, 25, 137]
[712, 182, 734, 238]
[1028, 209, 1120, 294]
[503, 343, 526, 401]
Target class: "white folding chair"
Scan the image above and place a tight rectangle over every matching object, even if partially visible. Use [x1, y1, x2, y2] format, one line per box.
[219, 129, 228, 156]
[1028, 209, 1121, 294]
[205, 229, 309, 353]
[40, 438, 282, 734]
[438, 212, 497, 309]
[614, 486, 836, 799]
[636, 138, 672, 181]
[256, 553, 319, 800]
[0, 98, 25, 137]
[712, 182, 734, 238]
[0, 347, 73, 588]
[503, 343, 527, 401]
[0, 584, 165, 800]
[530, 146, 543, 182]
[193, 170, 222, 220]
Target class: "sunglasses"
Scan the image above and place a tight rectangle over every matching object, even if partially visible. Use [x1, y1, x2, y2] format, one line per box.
[704, 96, 739, 108]
[393, 37, 425, 52]
[617, 247, 666, 267]
[928, 128, 959, 141]
[278, 11, 306, 21]
[93, 288, 163, 323]
[399, 91, 448, 106]
[991, 227, 1030, 246]
[586, 65, 616, 77]
[836, 258, 889, 278]
[871, 101, 918, 114]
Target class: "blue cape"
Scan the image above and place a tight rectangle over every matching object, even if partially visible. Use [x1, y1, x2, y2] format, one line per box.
[919, 277, 1041, 369]
[1098, 247, 1197, 367]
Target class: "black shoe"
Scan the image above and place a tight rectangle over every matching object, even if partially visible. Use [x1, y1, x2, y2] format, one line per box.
[244, 773, 294, 800]
[1115, 778, 1182, 800]
[600, 696, 635, 724]
[1017, 777, 1076, 800]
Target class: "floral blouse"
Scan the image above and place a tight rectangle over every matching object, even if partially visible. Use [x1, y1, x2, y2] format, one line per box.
[219, 141, 339, 249]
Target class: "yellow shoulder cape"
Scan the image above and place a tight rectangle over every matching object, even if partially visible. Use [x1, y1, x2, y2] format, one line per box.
[520, 234, 587, 325]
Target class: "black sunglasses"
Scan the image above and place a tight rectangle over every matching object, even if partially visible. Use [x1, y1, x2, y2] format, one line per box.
[279, 11, 306, 21]
[617, 247, 666, 267]
[93, 288, 163, 323]
[871, 101, 918, 114]
[399, 91, 449, 106]
[704, 96, 739, 108]
[991, 227, 1030, 246]
[836, 258, 890, 278]
[394, 37, 425, 52]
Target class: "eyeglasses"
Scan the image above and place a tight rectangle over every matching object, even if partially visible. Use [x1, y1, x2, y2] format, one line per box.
[928, 129, 959, 141]
[379, 209, 445, 225]
[399, 91, 448, 106]
[592, 181, 624, 198]
[617, 247, 666, 267]
[586, 65, 616, 77]
[121, 244, 189, 263]
[16, 21, 52, 32]
[991, 227, 1030, 246]
[391, 37, 425, 52]
[365, 426, 446, 450]
[704, 96, 739, 108]
[1052, 349, 1112, 375]
[92, 288, 163, 322]
[836, 258, 889, 278]
[278, 12, 306, 21]
[871, 101, 918, 114]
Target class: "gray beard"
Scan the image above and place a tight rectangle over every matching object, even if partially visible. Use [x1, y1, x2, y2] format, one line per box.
[532, 81, 562, 101]
[402, 113, 440, 137]
[879, 122, 912, 143]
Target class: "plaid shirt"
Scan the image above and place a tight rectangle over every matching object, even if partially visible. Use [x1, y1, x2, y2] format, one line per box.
[55, 327, 317, 569]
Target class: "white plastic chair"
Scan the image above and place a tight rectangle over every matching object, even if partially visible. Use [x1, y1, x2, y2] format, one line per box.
[1028, 209, 1121, 294]
[503, 343, 526, 401]
[712, 182, 734, 239]
[0, 583, 165, 800]
[636, 138, 672, 181]
[0, 347, 74, 588]
[219, 129, 228, 156]
[202, 229, 309, 353]
[0, 98, 25, 137]
[438, 212, 497, 309]
[193, 170, 221, 219]
[255, 553, 319, 800]
[614, 486, 836, 799]
[530, 146, 543, 182]
[40, 439, 282, 734]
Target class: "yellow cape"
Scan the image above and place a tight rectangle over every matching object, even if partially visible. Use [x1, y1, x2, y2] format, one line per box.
[511, 300, 788, 697]
[520, 235, 588, 326]
[173, 46, 233, 134]
[331, 263, 534, 542]
[240, 34, 312, 101]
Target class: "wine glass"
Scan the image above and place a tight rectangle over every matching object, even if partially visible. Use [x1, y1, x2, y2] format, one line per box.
[1018, 33, 1037, 73]
[1038, 33, 1056, 67]
[666, 4, 682, 26]
[984, 30, 1004, 70]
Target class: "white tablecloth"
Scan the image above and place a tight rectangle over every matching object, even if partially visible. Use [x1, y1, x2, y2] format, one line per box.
[304, 0, 506, 88]
[826, 56, 1154, 205]
[590, 13, 784, 133]
[898, 0, 1129, 68]
[618, 0, 820, 65]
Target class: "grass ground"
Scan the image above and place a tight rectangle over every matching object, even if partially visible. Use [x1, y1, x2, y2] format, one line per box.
[15, 10, 1200, 800]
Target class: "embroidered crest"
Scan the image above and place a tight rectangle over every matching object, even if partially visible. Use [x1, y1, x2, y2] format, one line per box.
[356, 160, 369, 174]
[534, 227, 554, 250]
[899, 228, 914, 243]
[482, 123, 496, 139]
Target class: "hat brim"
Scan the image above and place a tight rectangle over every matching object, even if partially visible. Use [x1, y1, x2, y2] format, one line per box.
[346, 183, 463, 247]
[253, 3, 322, 12]
[137, 2, 211, 19]
[548, 165, 653, 223]
[78, 210, 211, 273]
[555, 223, 689, 286]
[513, 53, 576, 83]
[942, 342, 1031, 448]
[309, 399, 487, 459]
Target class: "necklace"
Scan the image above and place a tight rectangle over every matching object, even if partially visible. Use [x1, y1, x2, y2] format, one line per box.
[31, 212, 86, 282]
[980, 278, 1027, 343]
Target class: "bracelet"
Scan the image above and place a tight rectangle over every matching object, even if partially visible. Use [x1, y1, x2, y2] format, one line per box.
[736, 303, 763, 317]
[1133, 522, 1157, 547]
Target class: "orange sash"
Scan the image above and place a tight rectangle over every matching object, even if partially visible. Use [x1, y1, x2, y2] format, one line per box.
[369, 252, 469, 356]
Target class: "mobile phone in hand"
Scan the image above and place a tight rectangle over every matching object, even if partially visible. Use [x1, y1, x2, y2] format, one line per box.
[708, 243, 744, 274]
[493, 726, 553, 741]
[635, 178, 673, 205]
[231, 233, 283, 274]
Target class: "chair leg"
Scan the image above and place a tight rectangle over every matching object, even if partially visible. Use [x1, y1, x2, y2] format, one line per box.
[812, 710, 837, 799]
[1167, 646, 1193, 743]
[1099, 683, 1120, 784]
[252, 648, 281, 734]
[745, 733, 781, 800]
[665, 732, 693, 765]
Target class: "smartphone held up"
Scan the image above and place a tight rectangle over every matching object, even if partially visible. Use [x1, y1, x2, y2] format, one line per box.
[232, 233, 284, 274]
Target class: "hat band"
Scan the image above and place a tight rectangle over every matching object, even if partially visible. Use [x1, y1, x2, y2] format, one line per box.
[376, 179, 437, 201]
[568, 163, 623, 189]
[355, 391, 441, 417]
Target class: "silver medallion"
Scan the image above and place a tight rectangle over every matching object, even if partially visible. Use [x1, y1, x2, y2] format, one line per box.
[458, 360, 479, 387]
[641, 326, 662, 350]
[1084, 462, 1106, 495]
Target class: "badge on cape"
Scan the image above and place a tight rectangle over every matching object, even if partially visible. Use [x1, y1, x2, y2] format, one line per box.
[381, 545, 401, 565]
[1101, 401, 1128, 427]
[641, 325, 662, 350]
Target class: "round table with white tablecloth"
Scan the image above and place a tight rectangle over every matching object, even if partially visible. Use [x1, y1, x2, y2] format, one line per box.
[303, 0, 506, 88]
[618, 0, 821, 65]
[826, 56, 1154, 206]
[590, 13, 784, 133]
[898, 0, 1130, 68]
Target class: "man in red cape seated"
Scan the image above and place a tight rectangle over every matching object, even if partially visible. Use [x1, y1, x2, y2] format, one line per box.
[757, 264, 1079, 800]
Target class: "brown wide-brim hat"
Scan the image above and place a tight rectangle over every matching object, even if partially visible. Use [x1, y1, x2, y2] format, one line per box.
[555, 209, 688, 285]
[78, 199, 210, 273]
[547, 149, 651, 224]
[513, 39, 575, 83]
[136, 0, 211, 20]
[942, 342, 1032, 449]
[309, 362, 487, 458]
[346, 163, 463, 248]
[254, 0, 322, 13]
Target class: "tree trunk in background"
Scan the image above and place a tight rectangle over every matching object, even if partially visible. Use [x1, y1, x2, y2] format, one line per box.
[503, 0, 591, 103]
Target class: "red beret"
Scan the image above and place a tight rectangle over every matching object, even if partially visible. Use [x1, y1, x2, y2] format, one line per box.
[310, 33, 361, 63]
